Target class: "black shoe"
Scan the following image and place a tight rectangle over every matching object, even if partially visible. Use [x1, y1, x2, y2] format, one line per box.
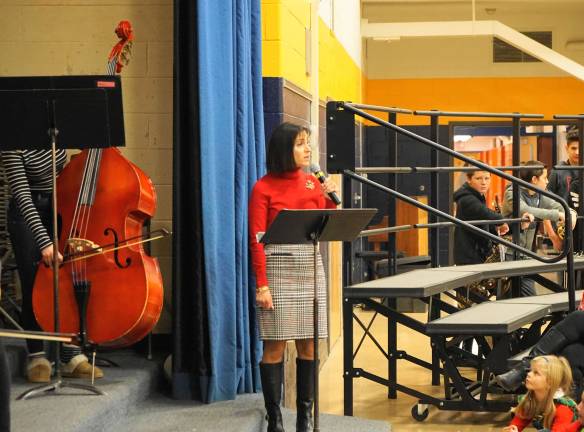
[260, 362, 285, 432]
[296, 358, 315, 432]
[496, 363, 527, 392]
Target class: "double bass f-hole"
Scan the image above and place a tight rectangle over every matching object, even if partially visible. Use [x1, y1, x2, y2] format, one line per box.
[104, 227, 131, 268]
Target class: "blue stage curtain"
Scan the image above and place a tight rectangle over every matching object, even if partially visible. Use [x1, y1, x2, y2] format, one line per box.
[172, 0, 211, 402]
[198, 0, 265, 402]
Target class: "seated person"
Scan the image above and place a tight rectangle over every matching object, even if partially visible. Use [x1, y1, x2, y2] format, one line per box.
[501, 160, 567, 297]
[548, 125, 581, 251]
[567, 167, 584, 254]
[502, 355, 577, 432]
[497, 310, 584, 397]
[453, 167, 509, 266]
[453, 166, 513, 305]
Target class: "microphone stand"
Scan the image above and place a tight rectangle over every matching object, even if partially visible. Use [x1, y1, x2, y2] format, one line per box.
[310, 229, 321, 432]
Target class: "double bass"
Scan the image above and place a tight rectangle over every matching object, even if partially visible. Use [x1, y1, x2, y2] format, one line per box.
[32, 21, 163, 348]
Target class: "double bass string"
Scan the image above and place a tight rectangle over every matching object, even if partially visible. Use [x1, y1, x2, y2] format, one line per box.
[68, 53, 118, 286]
[68, 149, 95, 241]
[82, 150, 102, 282]
[68, 150, 89, 286]
[69, 149, 101, 285]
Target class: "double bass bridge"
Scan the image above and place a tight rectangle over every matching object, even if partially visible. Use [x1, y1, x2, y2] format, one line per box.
[65, 238, 102, 256]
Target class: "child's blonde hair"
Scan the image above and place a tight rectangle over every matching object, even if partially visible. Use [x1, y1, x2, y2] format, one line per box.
[515, 355, 573, 430]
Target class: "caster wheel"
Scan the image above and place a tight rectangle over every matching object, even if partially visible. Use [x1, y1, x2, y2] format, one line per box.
[411, 404, 429, 421]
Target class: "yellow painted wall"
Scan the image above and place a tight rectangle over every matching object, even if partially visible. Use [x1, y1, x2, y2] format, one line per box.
[262, 0, 311, 91]
[261, 0, 362, 103]
[366, 77, 584, 125]
[318, 20, 362, 103]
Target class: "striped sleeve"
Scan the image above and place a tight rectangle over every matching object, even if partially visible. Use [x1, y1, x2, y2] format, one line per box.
[1, 151, 52, 250]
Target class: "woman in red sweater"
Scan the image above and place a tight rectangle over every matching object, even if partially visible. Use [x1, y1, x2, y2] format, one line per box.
[249, 122, 338, 432]
[503, 355, 577, 432]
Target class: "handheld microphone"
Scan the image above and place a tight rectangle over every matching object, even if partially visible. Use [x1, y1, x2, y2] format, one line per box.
[310, 163, 341, 205]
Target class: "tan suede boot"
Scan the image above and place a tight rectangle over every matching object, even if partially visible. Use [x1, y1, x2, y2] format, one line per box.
[27, 357, 51, 383]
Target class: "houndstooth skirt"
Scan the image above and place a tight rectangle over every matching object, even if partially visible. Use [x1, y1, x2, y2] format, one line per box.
[257, 244, 328, 340]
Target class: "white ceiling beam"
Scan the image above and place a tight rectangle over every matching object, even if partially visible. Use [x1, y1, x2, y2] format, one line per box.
[362, 19, 584, 81]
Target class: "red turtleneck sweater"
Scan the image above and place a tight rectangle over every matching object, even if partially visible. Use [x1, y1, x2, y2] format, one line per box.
[248, 169, 337, 287]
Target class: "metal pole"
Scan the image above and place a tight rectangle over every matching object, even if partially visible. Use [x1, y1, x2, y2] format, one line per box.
[429, 115, 440, 268]
[387, 112, 397, 277]
[578, 118, 584, 253]
[342, 295, 354, 416]
[511, 117, 521, 297]
[429, 115, 441, 386]
[312, 234, 319, 432]
[387, 112, 397, 399]
[50, 128, 62, 381]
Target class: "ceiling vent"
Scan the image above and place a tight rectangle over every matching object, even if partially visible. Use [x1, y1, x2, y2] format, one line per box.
[493, 31, 552, 63]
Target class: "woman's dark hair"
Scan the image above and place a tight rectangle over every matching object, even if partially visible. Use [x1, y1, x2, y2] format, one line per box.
[266, 122, 310, 173]
[519, 160, 545, 183]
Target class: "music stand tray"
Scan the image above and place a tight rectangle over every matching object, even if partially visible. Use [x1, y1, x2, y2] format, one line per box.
[260, 208, 377, 244]
[261, 208, 376, 432]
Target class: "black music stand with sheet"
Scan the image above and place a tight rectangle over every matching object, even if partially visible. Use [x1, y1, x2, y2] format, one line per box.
[260, 208, 376, 432]
[0, 75, 125, 399]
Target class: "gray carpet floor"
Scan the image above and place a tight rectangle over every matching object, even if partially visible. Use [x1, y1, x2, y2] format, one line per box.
[116, 393, 391, 432]
[5, 343, 390, 432]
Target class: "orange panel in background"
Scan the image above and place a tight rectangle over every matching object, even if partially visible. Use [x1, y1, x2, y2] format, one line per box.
[489, 147, 505, 212]
[484, 149, 495, 210]
[365, 77, 584, 126]
[395, 197, 429, 257]
[501, 143, 514, 205]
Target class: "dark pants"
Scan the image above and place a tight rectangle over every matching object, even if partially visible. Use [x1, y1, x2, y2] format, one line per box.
[555, 310, 584, 342]
[553, 310, 584, 399]
[504, 254, 536, 297]
[520, 277, 536, 297]
[0, 339, 10, 432]
[560, 342, 584, 401]
[7, 193, 52, 354]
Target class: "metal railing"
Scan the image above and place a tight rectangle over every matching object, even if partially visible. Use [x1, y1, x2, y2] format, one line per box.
[330, 101, 577, 312]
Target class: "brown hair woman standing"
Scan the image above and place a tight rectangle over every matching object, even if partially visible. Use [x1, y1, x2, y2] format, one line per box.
[249, 122, 339, 432]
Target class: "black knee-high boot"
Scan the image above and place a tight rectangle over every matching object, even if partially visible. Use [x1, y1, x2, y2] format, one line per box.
[296, 358, 315, 432]
[260, 362, 285, 432]
[496, 327, 569, 391]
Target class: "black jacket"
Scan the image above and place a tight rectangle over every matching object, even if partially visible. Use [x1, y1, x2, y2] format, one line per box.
[548, 160, 578, 204]
[453, 183, 503, 265]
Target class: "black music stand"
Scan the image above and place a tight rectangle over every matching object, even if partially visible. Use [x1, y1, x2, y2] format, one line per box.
[0, 75, 125, 399]
[261, 208, 376, 432]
